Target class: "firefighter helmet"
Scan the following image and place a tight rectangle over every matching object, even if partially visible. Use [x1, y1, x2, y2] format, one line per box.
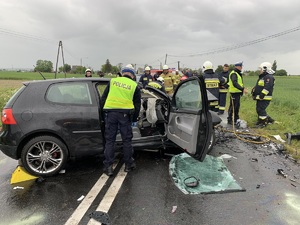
[85, 68, 91, 73]
[163, 65, 169, 70]
[259, 62, 274, 74]
[145, 66, 150, 71]
[202, 61, 213, 71]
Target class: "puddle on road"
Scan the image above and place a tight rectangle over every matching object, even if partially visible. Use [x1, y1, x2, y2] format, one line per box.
[169, 153, 245, 194]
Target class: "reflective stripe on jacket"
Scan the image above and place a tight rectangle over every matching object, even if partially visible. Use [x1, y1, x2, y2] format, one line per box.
[161, 73, 175, 92]
[253, 72, 275, 101]
[104, 77, 137, 109]
[204, 71, 220, 99]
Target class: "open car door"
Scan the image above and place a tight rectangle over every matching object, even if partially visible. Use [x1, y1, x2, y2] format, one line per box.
[167, 76, 213, 161]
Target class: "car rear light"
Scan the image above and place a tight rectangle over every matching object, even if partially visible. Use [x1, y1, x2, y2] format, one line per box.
[2, 108, 17, 125]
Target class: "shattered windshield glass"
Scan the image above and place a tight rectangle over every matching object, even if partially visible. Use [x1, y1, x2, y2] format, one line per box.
[169, 153, 245, 194]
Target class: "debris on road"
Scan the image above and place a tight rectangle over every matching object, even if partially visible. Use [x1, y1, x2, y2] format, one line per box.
[277, 169, 287, 178]
[77, 195, 85, 201]
[89, 211, 111, 224]
[184, 176, 199, 187]
[219, 154, 237, 159]
[271, 135, 286, 143]
[251, 158, 258, 162]
[59, 169, 66, 174]
[13, 186, 24, 190]
[285, 132, 300, 145]
[172, 206, 177, 213]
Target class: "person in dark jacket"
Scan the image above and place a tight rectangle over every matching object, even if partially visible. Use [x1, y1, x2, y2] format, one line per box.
[252, 62, 275, 127]
[227, 61, 247, 125]
[139, 66, 153, 88]
[218, 64, 230, 115]
[202, 61, 220, 112]
[101, 65, 141, 176]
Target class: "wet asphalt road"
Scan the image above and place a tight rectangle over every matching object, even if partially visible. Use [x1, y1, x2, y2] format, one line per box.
[1, 122, 300, 224]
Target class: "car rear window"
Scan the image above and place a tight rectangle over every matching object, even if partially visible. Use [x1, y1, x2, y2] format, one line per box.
[46, 83, 92, 105]
[4, 85, 26, 108]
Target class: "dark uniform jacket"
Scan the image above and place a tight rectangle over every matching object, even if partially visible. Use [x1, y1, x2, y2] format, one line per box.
[139, 74, 153, 88]
[218, 70, 229, 92]
[252, 72, 275, 101]
[203, 69, 220, 98]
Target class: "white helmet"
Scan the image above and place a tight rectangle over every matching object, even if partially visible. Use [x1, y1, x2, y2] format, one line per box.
[85, 68, 91, 73]
[162, 65, 169, 70]
[259, 62, 274, 74]
[145, 66, 150, 71]
[157, 76, 164, 84]
[125, 64, 134, 69]
[202, 61, 213, 71]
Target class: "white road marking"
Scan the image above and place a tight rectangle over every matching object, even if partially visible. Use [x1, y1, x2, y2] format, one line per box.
[64, 162, 118, 225]
[87, 164, 127, 225]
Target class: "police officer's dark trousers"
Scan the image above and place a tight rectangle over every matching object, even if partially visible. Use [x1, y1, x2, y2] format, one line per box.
[256, 100, 270, 119]
[227, 93, 242, 123]
[104, 111, 134, 168]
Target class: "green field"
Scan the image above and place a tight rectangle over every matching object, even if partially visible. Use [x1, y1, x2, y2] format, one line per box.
[0, 71, 300, 158]
[0, 71, 84, 80]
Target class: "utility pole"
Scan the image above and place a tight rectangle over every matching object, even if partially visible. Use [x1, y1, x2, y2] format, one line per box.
[178, 61, 180, 71]
[54, 41, 66, 79]
[164, 54, 168, 65]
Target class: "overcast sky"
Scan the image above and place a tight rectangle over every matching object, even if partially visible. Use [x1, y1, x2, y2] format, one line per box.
[0, 0, 300, 74]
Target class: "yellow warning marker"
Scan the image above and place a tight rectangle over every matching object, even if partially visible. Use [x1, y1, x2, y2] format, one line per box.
[10, 166, 38, 184]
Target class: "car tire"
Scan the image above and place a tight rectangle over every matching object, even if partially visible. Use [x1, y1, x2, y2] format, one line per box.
[207, 129, 216, 154]
[21, 135, 68, 177]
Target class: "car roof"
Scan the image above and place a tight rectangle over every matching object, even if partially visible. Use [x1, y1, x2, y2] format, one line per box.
[23, 78, 111, 86]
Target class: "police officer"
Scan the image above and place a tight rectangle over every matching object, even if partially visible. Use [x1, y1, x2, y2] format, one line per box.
[160, 65, 176, 96]
[101, 65, 141, 176]
[85, 68, 92, 77]
[202, 61, 220, 112]
[252, 62, 275, 127]
[218, 64, 230, 115]
[147, 76, 166, 93]
[139, 66, 153, 88]
[227, 62, 246, 125]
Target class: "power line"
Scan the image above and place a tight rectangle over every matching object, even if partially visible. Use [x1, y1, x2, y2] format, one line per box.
[168, 26, 300, 58]
[0, 27, 56, 43]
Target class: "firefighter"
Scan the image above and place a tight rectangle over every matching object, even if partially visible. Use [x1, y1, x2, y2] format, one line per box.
[85, 68, 92, 77]
[139, 66, 153, 88]
[202, 61, 220, 112]
[160, 65, 176, 95]
[173, 70, 181, 89]
[252, 62, 275, 127]
[101, 65, 141, 176]
[227, 61, 246, 125]
[147, 76, 166, 93]
[218, 64, 230, 115]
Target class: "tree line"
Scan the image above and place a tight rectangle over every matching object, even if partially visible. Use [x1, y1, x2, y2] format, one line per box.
[34, 59, 288, 76]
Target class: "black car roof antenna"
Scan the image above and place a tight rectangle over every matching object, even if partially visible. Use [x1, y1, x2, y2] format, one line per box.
[33, 65, 46, 80]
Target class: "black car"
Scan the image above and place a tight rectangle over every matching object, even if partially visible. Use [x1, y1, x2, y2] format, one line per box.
[0, 77, 221, 176]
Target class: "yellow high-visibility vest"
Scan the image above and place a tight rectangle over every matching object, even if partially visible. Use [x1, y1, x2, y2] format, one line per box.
[104, 77, 137, 109]
[228, 71, 243, 93]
